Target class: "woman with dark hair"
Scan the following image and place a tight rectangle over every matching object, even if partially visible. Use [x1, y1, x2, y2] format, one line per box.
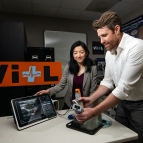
[35, 41, 97, 109]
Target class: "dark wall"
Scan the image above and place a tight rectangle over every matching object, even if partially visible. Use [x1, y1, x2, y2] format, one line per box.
[0, 20, 26, 61]
[0, 20, 27, 116]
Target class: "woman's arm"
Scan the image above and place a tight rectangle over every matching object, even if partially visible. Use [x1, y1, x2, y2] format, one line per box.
[34, 64, 69, 96]
[49, 64, 69, 95]
[89, 65, 98, 95]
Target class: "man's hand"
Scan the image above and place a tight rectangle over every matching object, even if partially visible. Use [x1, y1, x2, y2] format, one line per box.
[78, 96, 93, 107]
[74, 108, 95, 122]
[34, 89, 49, 96]
[75, 94, 121, 123]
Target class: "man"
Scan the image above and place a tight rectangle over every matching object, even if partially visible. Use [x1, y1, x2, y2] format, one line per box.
[75, 11, 143, 143]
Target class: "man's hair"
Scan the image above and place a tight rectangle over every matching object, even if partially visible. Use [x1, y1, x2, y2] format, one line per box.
[92, 11, 122, 32]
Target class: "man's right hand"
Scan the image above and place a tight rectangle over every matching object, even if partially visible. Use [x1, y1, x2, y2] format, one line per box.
[34, 89, 49, 96]
[78, 96, 93, 107]
[75, 107, 95, 122]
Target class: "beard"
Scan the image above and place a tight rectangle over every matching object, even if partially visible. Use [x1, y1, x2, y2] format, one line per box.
[105, 41, 117, 55]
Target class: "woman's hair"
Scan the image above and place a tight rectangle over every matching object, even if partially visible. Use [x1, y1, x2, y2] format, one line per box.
[69, 40, 93, 74]
[92, 11, 122, 32]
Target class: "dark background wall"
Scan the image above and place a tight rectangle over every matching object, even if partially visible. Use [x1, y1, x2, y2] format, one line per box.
[0, 12, 105, 60]
[0, 21, 27, 116]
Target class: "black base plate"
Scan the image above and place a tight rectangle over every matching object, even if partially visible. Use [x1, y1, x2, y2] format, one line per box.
[66, 120, 104, 135]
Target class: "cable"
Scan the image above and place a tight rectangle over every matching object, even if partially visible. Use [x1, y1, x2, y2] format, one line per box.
[56, 106, 72, 116]
[95, 119, 111, 126]
[101, 115, 112, 128]
[7, 117, 13, 119]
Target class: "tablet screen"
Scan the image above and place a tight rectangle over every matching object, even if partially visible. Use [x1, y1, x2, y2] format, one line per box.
[11, 94, 57, 130]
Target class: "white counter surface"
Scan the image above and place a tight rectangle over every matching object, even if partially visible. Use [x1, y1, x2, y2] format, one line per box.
[0, 110, 138, 143]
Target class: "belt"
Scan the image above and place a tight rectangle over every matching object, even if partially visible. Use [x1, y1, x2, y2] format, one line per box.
[124, 100, 143, 103]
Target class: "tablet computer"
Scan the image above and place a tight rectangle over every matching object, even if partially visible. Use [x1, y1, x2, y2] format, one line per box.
[11, 94, 57, 130]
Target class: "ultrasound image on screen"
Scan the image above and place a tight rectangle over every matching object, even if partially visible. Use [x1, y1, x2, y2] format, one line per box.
[15, 95, 56, 125]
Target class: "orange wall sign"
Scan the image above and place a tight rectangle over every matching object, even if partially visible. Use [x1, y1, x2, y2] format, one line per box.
[0, 62, 62, 87]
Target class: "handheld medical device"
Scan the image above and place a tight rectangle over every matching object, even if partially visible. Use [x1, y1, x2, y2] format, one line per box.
[72, 89, 84, 114]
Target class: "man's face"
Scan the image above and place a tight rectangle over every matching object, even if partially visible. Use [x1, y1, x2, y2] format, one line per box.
[97, 26, 120, 51]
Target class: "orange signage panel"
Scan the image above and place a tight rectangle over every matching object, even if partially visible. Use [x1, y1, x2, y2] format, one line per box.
[0, 62, 62, 87]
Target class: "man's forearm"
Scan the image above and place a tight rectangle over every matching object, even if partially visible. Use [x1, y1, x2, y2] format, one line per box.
[92, 93, 121, 116]
[90, 85, 111, 102]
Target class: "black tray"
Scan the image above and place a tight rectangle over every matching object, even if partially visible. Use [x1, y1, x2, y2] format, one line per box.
[66, 120, 104, 135]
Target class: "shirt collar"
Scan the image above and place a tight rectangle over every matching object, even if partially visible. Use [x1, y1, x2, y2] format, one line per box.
[111, 33, 126, 59]
[118, 32, 127, 50]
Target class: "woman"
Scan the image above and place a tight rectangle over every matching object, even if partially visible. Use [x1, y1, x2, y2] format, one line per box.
[35, 41, 97, 109]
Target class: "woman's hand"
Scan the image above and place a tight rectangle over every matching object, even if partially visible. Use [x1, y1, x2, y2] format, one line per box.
[34, 89, 49, 96]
